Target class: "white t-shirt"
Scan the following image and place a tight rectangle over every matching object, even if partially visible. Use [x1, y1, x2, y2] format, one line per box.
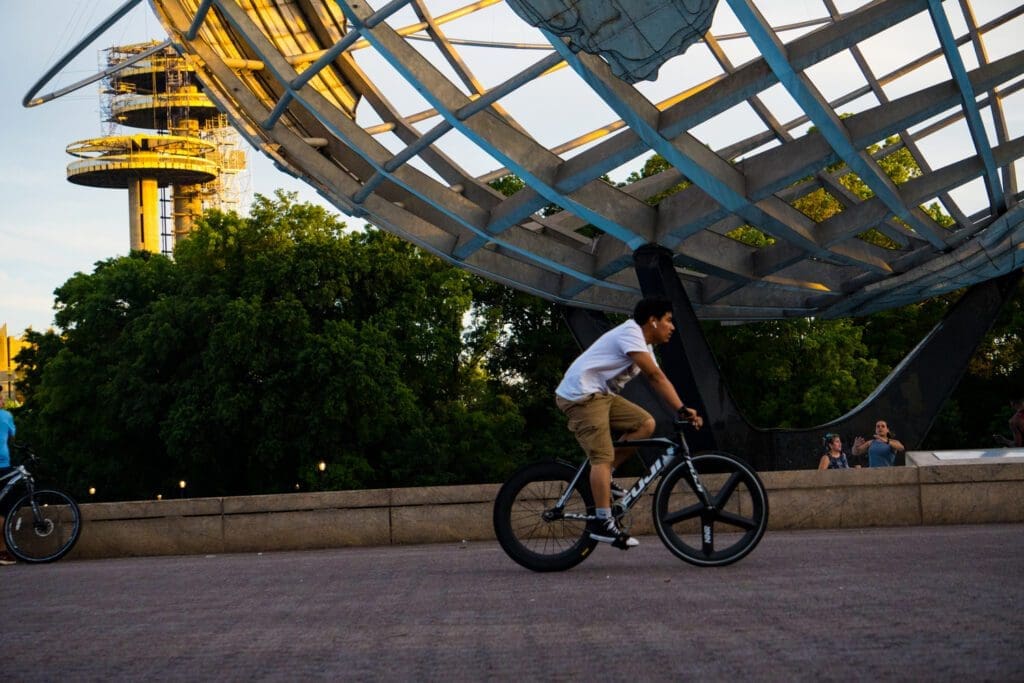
[555, 319, 654, 401]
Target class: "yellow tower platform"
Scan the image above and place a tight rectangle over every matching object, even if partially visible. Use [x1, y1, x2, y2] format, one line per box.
[66, 41, 246, 254]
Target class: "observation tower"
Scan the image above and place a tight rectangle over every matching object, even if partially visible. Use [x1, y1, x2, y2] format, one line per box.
[65, 41, 246, 254]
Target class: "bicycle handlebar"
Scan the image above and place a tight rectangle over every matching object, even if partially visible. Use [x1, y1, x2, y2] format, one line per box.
[673, 415, 705, 430]
[11, 442, 39, 467]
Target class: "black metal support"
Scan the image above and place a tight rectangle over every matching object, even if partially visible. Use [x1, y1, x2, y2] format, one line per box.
[562, 244, 1022, 470]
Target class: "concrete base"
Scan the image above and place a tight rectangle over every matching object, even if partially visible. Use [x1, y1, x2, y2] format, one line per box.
[907, 448, 1024, 465]
[67, 458, 1024, 560]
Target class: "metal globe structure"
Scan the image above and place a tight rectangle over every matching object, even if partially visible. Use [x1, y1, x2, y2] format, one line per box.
[23, 0, 1024, 466]
[35, 0, 1024, 322]
[26, 0, 1024, 320]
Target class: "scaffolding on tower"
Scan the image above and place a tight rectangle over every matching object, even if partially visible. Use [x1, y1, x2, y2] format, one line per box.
[66, 41, 248, 256]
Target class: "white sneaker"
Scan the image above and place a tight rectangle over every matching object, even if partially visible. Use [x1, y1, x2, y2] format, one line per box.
[586, 517, 639, 549]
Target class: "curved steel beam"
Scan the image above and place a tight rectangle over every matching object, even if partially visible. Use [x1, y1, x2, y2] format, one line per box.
[725, 0, 949, 248]
[336, 0, 654, 251]
[22, 0, 152, 107]
[927, 0, 1004, 214]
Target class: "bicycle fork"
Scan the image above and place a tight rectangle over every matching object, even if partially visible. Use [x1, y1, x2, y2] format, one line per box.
[681, 456, 717, 553]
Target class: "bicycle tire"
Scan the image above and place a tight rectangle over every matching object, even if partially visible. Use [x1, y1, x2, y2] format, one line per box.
[4, 489, 82, 563]
[652, 452, 768, 567]
[493, 460, 598, 572]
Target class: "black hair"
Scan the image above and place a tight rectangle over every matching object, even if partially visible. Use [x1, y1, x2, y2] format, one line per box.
[822, 432, 840, 453]
[632, 297, 673, 325]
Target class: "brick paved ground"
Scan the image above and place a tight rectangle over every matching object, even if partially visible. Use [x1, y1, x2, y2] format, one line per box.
[3, 524, 1022, 681]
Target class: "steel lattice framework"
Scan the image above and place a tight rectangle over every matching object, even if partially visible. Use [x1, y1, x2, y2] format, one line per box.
[34, 0, 1024, 319]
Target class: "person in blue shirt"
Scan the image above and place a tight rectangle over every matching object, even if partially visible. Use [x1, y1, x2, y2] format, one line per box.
[853, 420, 904, 467]
[0, 404, 16, 565]
[0, 404, 15, 469]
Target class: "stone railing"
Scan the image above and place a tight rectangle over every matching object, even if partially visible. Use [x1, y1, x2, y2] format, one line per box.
[68, 454, 1024, 560]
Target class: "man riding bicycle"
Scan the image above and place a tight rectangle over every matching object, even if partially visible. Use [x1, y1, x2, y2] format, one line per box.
[555, 297, 703, 549]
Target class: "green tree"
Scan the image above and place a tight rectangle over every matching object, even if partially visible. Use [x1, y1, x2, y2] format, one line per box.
[463, 281, 582, 471]
[17, 192, 523, 499]
[703, 318, 885, 427]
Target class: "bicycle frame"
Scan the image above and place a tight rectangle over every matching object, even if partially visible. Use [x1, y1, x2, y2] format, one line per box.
[0, 466, 30, 506]
[549, 425, 712, 520]
[2, 447, 42, 529]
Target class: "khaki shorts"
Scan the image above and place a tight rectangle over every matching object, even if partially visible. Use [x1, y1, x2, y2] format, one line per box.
[555, 393, 652, 466]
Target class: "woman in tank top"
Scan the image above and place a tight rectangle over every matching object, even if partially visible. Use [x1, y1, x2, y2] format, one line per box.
[818, 432, 850, 470]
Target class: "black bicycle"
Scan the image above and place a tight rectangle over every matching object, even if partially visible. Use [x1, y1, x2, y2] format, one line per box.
[1, 444, 82, 563]
[493, 420, 768, 572]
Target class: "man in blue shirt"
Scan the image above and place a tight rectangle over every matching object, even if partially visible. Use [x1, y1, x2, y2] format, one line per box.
[0, 403, 17, 565]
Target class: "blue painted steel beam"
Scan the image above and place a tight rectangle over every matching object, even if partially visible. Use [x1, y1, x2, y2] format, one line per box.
[185, 0, 215, 40]
[213, 1, 634, 294]
[354, 52, 562, 206]
[295, 83, 635, 293]
[724, 0, 948, 249]
[333, 1, 651, 254]
[542, 30, 843, 262]
[290, 91, 634, 294]
[926, 0, 1005, 214]
[264, 0, 410, 129]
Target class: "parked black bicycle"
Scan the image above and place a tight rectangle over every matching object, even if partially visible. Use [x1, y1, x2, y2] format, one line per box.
[1, 443, 82, 563]
[493, 420, 768, 572]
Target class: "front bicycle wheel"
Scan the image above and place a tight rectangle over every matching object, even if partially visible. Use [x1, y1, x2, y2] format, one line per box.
[653, 453, 768, 567]
[493, 461, 598, 572]
[4, 489, 82, 563]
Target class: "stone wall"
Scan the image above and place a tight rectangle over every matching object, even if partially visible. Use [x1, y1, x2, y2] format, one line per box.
[67, 458, 1024, 560]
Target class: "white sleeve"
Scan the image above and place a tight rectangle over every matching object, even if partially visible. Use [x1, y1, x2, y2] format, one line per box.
[617, 324, 649, 356]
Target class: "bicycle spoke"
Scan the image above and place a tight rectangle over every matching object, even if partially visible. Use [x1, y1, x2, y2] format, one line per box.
[5, 489, 82, 563]
[714, 508, 758, 531]
[701, 516, 714, 556]
[494, 460, 596, 571]
[661, 501, 703, 526]
[711, 471, 743, 508]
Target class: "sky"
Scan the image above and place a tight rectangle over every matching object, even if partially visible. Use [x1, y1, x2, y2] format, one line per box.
[1, 0, 1020, 335]
[0, 0, 332, 335]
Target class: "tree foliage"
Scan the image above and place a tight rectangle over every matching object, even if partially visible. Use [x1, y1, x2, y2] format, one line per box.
[16, 192, 523, 499]
[476, 145, 1023, 457]
[14, 136, 1024, 495]
[703, 318, 886, 428]
[463, 282, 582, 466]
